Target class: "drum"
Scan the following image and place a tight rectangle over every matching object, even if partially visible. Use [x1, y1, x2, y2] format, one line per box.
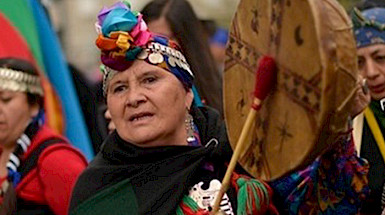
[224, 0, 358, 180]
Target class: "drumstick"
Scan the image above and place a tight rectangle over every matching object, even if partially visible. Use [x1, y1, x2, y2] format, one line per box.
[212, 56, 277, 214]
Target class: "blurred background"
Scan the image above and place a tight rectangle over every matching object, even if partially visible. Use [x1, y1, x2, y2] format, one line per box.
[1, 0, 377, 158]
[47, 0, 364, 79]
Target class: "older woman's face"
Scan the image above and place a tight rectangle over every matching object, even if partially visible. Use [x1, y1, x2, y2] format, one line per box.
[0, 90, 39, 147]
[358, 44, 385, 100]
[106, 60, 193, 147]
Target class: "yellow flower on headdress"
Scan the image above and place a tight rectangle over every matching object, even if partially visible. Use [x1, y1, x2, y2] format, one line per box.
[110, 31, 134, 51]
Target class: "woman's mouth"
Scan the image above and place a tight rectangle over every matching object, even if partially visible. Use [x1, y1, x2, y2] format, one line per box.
[129, 112, 154, 122]
[370, 84, 385, 94]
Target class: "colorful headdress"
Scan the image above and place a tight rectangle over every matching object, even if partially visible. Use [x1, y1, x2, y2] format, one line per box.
[95, 1, 194, 95]
[0, 67, 43, 96]
[352, 7, 385, 48]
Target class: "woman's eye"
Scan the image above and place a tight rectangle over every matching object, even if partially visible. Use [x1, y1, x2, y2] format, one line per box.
[375, 55, 385, 63]
[357, 58, 365, 70]
[143, 76, 157, 84]
[112, 85, 127, 93]
[0, 97, 12, 103]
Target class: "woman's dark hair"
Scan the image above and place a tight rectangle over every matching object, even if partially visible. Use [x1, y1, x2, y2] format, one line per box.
[141, 0, 223, 115]
[0, 58, 44, 108]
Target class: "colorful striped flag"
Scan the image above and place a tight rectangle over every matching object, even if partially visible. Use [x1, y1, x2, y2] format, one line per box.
[0, 0, 94, 159]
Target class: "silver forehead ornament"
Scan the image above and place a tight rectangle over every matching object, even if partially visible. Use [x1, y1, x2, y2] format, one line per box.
[0, 68, 43, 96]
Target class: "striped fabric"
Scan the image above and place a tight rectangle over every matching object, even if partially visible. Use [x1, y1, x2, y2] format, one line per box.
[6, 120, 39, 186]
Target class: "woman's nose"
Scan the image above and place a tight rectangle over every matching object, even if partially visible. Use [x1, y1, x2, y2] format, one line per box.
[365, 58, 380, 80]
[124, 87, 146, 108]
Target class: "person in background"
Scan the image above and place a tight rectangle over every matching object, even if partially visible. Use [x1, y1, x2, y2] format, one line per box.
[69, 64, 105, 153]
[0, 58, 87, 215]
[352, 6, 385, 215]
[209, 28, 228, 73]
[201, 19, 229, 73]
[141, 0, 223, 115]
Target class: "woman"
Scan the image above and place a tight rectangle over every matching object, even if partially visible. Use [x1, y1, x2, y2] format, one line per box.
[0, 58, 87, 214]
[70, 1, 370, 215]
[352, 6, 385, 214]
[141, 0, 223, 115]
[70, 2, 275, 214]
[101, 0, 222, 135]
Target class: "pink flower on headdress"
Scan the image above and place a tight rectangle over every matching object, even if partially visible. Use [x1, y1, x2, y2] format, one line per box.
[130, 14, 151, 46]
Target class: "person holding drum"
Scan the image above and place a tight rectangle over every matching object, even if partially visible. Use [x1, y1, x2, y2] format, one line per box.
[352, 6, 385, 215]
[220, 0, 371, 214]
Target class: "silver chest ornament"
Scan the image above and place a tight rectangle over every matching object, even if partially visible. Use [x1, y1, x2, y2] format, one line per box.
[188, 179, 234, 214]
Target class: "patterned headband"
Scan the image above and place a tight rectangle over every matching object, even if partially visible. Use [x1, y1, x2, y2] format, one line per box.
[96, 1, 194, 95]
[352, 7, 385, 48]
[0, 68, 43, 96]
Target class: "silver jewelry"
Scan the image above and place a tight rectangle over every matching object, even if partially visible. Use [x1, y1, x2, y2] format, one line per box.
[137, 49, 149, 60]
[381, 98, 385, 112]
[186, 113, 196, 143]
[362, 78, 369, 95]
[0, 68, 43, 96]
[101, 65, 118, 96]
[144, 42, 194, 77]
[148, 52, 164, 64]
[168, 57, 176, 67]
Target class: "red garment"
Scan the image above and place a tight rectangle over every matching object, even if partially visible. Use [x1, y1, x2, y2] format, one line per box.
[15, 125, 87, 215]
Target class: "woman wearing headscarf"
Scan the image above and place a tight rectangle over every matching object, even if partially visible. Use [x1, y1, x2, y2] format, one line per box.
[70, 1, 371, 214]
[352, 6, 385, 215]
[69, 2, 276, 215]
[0, 58, 87, 215]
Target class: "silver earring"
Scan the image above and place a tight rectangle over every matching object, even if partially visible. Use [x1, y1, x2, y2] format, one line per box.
[186, 113, 196, 143]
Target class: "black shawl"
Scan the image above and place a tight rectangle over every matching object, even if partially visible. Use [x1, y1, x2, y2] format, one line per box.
[69, 106, 233, 215]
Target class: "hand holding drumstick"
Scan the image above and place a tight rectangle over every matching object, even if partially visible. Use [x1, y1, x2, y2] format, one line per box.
[212, 56, 277, 214]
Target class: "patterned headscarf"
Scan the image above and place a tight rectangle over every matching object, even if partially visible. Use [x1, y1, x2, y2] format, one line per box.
[352, 7, 385, 48]
[95, 1, 194, 95]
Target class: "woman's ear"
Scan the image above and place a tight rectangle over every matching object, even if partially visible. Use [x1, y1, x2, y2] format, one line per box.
[29, 102, 40, 119]
[185, 88, 194, 110]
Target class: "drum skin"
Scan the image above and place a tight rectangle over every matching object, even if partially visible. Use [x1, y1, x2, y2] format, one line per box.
[224, 0, 358, 180]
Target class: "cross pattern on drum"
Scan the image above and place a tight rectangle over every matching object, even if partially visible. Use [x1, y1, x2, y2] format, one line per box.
[281, 68, 321, 113]
[225, 35, 259, 72]
[277, 112, 293, 152]
[226, 33, 322, 115]
[224, 0, 357, 180]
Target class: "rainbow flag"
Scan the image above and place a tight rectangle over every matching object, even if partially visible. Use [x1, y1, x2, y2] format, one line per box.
[0, 0, 94, 159]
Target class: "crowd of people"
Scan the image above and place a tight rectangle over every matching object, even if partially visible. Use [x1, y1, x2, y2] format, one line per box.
[1, 0, 385, 214]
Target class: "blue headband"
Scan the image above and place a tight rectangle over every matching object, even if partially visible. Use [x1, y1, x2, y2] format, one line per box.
[353, 7, 385, 48]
